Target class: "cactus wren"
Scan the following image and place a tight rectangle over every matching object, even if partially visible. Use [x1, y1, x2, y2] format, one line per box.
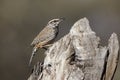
[29, 18, 64, 66]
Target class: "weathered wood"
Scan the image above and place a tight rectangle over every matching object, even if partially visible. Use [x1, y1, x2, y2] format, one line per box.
[105, 33, 119, 80]
[28, 18, 119, 80]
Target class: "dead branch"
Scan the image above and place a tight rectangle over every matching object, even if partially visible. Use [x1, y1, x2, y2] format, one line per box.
[28, 18, 119, 80]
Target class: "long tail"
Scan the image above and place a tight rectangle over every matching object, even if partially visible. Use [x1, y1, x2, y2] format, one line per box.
[29, 47, 38, 66]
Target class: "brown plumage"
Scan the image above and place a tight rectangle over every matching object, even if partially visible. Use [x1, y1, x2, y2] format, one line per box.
[29, 18, 64, 66]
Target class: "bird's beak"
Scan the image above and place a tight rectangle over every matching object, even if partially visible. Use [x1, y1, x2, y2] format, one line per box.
[59, 17, 65, 22]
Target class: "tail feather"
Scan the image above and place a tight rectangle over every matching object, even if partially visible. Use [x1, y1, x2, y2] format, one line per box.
[29, 47, 37, 66]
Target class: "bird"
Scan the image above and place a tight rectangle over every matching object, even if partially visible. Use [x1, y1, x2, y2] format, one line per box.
[29, 18, 64, 66]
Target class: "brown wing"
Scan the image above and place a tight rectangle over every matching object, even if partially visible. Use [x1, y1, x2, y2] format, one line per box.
[31, 26, 56, 46]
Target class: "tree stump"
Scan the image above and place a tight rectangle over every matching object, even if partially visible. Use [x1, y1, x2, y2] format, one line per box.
[28, 18, 119, 80]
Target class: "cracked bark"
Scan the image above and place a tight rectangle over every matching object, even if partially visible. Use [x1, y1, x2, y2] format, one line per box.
[28, 18, 119, 80]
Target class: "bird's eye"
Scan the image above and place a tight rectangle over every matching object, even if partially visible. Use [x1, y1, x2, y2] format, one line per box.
[53, 20, 58, 22]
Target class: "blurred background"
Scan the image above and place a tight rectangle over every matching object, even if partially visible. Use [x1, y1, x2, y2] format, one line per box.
[0, 0, 120, 80]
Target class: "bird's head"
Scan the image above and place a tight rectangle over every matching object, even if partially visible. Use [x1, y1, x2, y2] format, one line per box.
[47, 18, 65, 27]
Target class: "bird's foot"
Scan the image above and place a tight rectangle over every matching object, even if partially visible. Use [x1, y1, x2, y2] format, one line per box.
[42, 44, 53, 50]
